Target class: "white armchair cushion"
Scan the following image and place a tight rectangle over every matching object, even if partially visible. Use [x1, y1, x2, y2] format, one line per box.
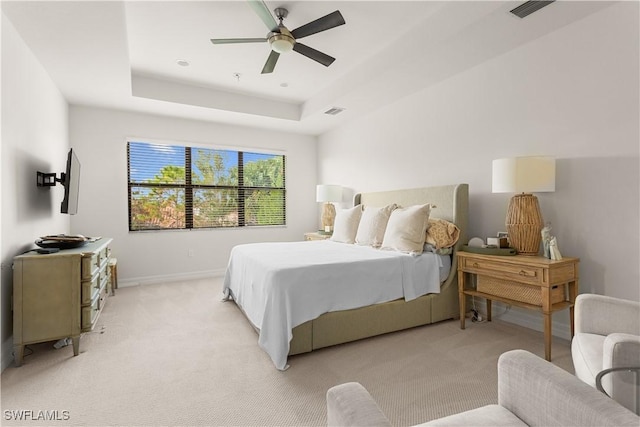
[572, 333, 606, 387]
[422, 405, 526, 426]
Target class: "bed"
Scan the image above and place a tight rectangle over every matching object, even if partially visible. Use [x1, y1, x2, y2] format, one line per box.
[223, 184, 469, 370]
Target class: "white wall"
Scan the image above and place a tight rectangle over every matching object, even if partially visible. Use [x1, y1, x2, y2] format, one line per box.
[1, 13, 70, 371]
[318, 3, 639, 337]
[69, 106, 318, 284]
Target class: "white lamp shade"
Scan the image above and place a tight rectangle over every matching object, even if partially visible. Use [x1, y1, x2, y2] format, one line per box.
[316, 185, 342, 202]
[492, 156, 556, 193]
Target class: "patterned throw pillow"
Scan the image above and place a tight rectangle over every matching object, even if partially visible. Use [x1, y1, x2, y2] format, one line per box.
[425, 218, 460, 249]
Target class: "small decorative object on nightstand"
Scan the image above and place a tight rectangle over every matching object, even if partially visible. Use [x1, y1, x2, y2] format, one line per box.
[304, 232, 332, 241]
[457, 251, 579, 361]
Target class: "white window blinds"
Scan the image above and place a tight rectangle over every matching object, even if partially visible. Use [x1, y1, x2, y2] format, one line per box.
[128, 141, 285, 231]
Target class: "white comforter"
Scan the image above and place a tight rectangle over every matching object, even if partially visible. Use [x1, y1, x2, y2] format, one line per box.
[222, 240, 448, 370]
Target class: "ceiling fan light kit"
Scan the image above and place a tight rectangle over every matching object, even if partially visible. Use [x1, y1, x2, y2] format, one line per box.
[210, 0, 345, 74]
[269, 32, 294, 53]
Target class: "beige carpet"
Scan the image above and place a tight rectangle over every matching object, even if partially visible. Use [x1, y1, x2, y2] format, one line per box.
[1, 278, 573, 426]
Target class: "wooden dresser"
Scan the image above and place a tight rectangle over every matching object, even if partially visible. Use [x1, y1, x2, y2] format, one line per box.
[12, 238, 113, 366]
[457, 251, 579, 361]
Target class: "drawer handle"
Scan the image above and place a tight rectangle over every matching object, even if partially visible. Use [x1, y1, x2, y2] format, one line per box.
[473, 262, 479, 268]
[519, 270, 531, 276]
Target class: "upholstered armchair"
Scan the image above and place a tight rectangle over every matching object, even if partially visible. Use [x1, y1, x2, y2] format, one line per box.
[326, 350, 639, 426]
[571, 293, 640, 414]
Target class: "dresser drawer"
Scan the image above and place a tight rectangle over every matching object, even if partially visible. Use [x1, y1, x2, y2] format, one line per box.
[477, 275, 566, 306]
[549, 263, 577, 283]
[81, 274, 101, 305]
[98, 246, 110, 269]
[81, 246, 111, 279]
[81, 253, 100, 280]
[81, 288, 107, 330]
[100, 263, 110, 286]
[462, 257, 543, 285]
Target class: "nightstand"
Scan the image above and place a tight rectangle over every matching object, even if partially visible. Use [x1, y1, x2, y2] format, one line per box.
[304, 232, 331, 241]
[457, 251, 579, 361]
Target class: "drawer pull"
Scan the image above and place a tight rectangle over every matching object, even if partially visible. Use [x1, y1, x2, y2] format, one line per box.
[473, 262, 479, 268]
[519, 270, 532, 276]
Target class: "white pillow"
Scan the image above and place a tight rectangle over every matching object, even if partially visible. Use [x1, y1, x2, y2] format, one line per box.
[330, 205, 363, 244]
[355, 204, 397, 247]
[381, 204, 432, 254]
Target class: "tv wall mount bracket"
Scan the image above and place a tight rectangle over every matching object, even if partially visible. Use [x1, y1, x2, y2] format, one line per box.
[36, 171, 65, 187]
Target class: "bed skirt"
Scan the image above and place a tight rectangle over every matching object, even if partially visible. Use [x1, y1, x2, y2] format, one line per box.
[288, 271, 459, 355]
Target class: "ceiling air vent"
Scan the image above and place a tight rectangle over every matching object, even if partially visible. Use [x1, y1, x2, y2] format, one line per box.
[324, 107, 345, 116]
[510, 0, 555, 19]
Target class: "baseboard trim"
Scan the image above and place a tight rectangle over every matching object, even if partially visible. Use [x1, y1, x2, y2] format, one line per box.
[471, 299, 572, 341]
[118, 269, 226, 288]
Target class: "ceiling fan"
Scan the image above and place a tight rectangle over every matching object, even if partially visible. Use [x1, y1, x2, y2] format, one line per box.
[211, 0, 346, 74]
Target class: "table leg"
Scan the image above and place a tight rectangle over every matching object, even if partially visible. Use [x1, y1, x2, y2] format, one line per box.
[72, 336, 80, 356]
[568, 279, 578, 338]
[14, 345, 24, 367]
[570, 306, 575, 338]
[487, 299, 492, 322]
[458, 271, 466, 329]
[544, 312, 552, 361]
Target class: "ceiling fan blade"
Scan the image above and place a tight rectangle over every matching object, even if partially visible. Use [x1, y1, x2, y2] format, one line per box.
[290, 10, 345, 39]
[211, 38, 267, 45]
[261, 50, 280, 74]
[292, 43, 335, 67]
[247, 0, 278, 32]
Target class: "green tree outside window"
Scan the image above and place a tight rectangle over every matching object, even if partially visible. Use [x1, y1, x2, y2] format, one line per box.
[128, 142, 285, 231]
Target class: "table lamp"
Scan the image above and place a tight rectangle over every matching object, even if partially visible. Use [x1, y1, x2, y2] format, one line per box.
[316, 184, 342, 234]
[492, 157, 555, 256]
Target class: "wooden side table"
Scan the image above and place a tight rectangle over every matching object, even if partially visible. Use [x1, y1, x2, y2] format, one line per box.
[304, 232, 332, 241]
[457, 251, 579, 361]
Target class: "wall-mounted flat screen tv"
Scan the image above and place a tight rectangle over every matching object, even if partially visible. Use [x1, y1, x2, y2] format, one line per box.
[61, 148, 80, 215]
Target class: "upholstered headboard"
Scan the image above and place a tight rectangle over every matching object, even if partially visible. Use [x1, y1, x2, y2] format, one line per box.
[354, 184, 469, 249]
[354, 184, 469, 290]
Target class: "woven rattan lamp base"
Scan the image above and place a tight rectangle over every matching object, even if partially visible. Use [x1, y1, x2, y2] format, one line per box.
[321, 202, 336, 232]
[506, 193, 543, 256]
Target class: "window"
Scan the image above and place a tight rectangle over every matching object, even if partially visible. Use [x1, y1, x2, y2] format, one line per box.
[127, 141, 285, 231]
